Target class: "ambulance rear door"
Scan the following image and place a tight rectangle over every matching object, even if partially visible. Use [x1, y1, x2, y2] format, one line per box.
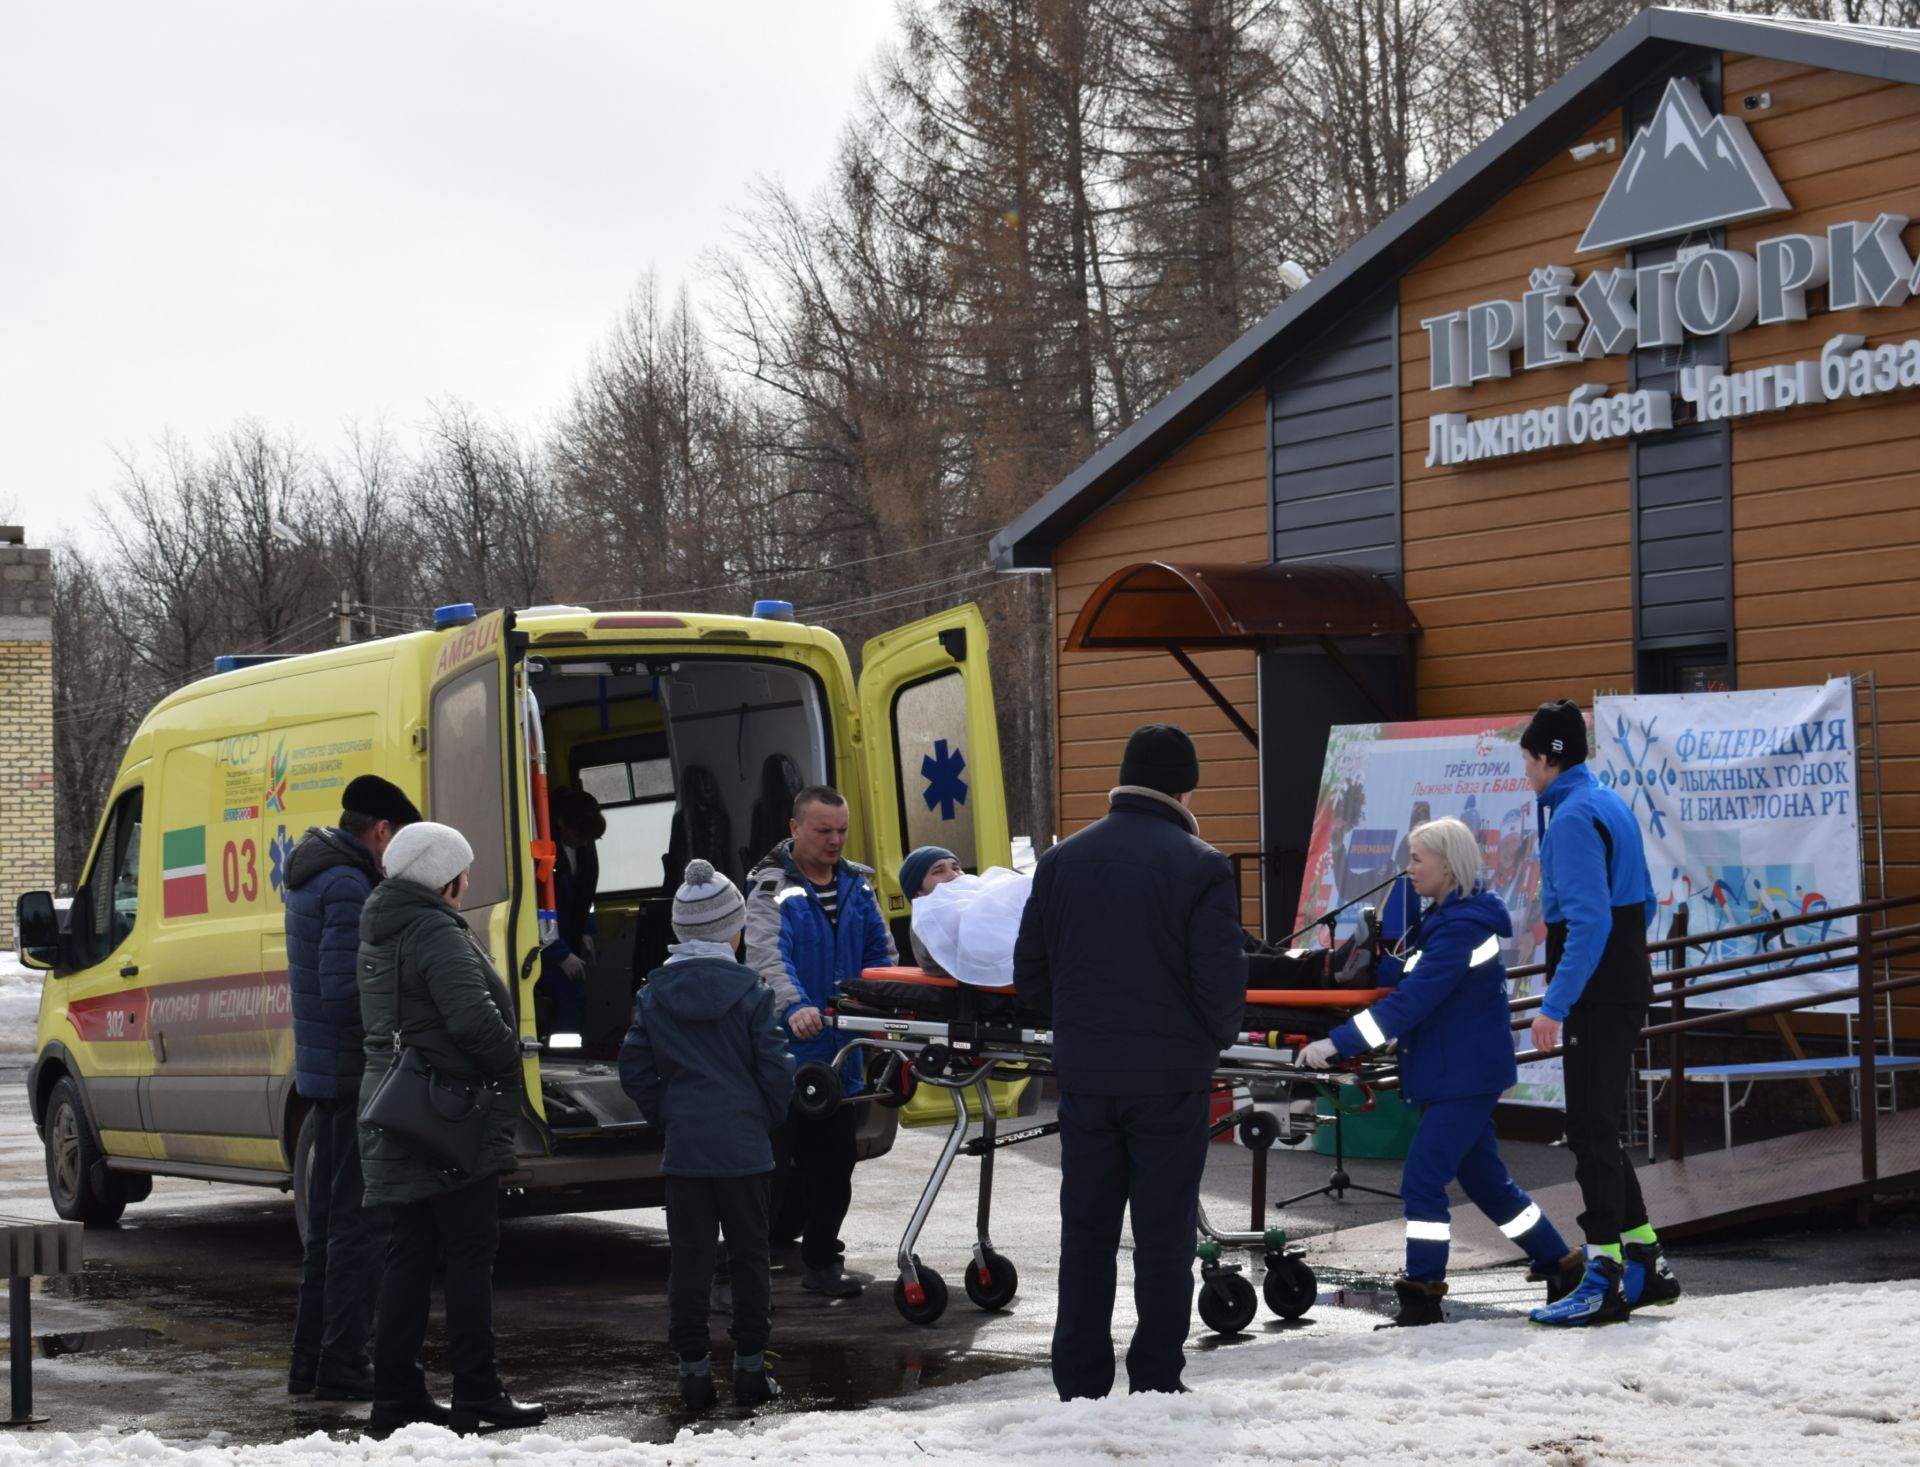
[856, 603, 1012, 922]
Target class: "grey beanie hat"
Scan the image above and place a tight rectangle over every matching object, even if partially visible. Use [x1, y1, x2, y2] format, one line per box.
[382, 821, 475, 893]
[672, 858, 747, 943]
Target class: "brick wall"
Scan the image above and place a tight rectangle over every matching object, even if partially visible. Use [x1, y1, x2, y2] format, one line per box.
[0, 534, 53, 951]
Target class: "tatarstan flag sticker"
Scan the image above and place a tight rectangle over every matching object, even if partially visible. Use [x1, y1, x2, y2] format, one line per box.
[161, 827, 209, 917]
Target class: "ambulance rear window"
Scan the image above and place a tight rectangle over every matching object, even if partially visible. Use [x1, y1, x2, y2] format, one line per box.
[430, 665, 508, 910]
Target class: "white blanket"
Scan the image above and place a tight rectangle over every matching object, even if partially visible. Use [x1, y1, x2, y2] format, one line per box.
[909, 868, 1033, 987]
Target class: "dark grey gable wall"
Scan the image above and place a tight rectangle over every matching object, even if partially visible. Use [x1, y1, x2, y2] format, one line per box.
[1267, 284, 1403, 580]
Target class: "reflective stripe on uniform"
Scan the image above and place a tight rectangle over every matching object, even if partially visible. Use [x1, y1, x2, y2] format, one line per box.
[1470, 935, 1501, 967]
[1498, 1202, 1543, 1238]
[1401, 951, 1423, 974]
[1354, 1009, 1388, 1049]
[775, 885, 807, 905]
[1405, 1219, 1451, 1241]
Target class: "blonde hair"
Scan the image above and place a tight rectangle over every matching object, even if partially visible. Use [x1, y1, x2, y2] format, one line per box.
[1408, 817, 1481, 899]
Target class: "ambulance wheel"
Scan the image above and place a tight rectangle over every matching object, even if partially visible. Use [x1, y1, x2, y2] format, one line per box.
[45, 1078, 126, 1226]
[1197, 1270, 1258, 1335]
[964, 1251, 1019, 1311]
[792, 1063, 842, 1119]
[894, 1259, 949, 1325]
[1263, 1255, 1317, 1319]
[292, 1108, 317, 1246]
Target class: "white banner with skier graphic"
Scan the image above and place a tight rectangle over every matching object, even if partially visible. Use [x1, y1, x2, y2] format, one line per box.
[1594, 679, 1861, 1013]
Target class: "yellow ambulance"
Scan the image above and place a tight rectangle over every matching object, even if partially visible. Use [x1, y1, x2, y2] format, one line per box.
[15, 600, 1009, 1228]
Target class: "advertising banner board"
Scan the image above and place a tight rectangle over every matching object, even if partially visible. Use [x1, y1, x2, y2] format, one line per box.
[1594, 679, 1862, 1014]
[1295, 716, 1564, 1107]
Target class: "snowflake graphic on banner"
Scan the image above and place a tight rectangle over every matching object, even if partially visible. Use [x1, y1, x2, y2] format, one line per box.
[268, 824, 295, 902]
[1599, 712, 1678, 838]
[921, 740, 968, 821]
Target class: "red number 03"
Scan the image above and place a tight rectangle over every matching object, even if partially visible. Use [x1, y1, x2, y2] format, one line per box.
[221, 840, 260, 904]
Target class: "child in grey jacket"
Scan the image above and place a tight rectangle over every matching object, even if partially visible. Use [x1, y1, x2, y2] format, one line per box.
[619, 860, 795, 1411]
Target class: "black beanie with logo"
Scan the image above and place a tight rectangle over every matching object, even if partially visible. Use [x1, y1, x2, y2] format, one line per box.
[1119, 723, 1201, 796]
[1520, 699, 1589, 766]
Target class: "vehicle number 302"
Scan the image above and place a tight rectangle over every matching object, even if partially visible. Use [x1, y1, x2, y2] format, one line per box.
[221, 839, 260, 904]
[103, 1010, 129, 1039]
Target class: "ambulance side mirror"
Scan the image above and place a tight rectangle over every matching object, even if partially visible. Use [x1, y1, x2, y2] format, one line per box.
[15, 891, 59, 972]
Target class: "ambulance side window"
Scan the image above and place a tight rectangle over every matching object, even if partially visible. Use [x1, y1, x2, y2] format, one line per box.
[76, 788, 143, 969]
[430, 665, 508, 910]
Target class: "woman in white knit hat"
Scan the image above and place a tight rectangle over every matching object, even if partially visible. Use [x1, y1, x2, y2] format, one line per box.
[618, 858, 795, 1412]
[356, 822, 545, 1436]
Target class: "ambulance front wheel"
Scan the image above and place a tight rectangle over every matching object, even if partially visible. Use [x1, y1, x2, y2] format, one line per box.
[1197, 1268, 1258, 1335]
[894, 1258, 949, 1325]
[45, 1077, 128, 1226]
[792, 1063, 843, 1119]
[1263, 1255, 1317, 1319]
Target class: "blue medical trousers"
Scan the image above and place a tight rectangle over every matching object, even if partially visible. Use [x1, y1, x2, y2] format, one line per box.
[1053, 1090, 1210, 1400]
[1401, 1094, 1566, 1282]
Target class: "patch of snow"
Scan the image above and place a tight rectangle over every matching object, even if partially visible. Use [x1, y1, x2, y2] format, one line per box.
[0, 1282, 1915, 1463]
[0, 954, 43, 1063]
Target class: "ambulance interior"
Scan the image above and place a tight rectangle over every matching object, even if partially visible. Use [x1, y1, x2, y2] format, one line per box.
[525, 653, 831, 1069]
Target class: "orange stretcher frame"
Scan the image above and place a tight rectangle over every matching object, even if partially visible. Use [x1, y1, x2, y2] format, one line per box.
[857, 967, 1387, 1008]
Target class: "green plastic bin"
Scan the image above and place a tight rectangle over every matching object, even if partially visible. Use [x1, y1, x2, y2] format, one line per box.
[1312, 1086, 1422, 1160]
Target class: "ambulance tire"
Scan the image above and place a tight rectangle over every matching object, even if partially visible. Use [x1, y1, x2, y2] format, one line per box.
[1263, 1255, 1317, 1319]
[1197, 1269, 1258, 1335]
[45, 1078, 127, 1226]
[292, 1109, 316, 1246]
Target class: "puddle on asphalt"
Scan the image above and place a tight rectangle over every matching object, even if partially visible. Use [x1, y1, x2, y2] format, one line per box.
[40, 1327, 166, 1357]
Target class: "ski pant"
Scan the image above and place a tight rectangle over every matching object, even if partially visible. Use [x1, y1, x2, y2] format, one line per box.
[1562, 1002, 1649, 1246]
[1052, 1090, 1210, 1401]
[772, 1100, 858, 1271]
[665, 1171, 773, 1361]
[374, 1177, 503, 1404]
[1400, 1094, 1567, 1282]
[291, 1097, 389, 1383]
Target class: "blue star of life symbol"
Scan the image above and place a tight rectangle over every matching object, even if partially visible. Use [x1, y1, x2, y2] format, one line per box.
[269, 824, 295, 901]
[921, 740, 969, 821]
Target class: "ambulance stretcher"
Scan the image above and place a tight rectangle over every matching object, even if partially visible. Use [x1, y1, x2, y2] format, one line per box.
[789, 967, 1397, 1333]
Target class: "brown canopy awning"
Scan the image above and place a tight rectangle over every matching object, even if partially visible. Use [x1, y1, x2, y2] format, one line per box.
[1062, 561, 1419, 746]
[1064, 561, 1419, 651]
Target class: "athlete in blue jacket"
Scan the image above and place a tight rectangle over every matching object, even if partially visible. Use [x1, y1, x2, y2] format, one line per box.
[742, 785, 896, 1299]
[1303, 818, 1574, 1326]
[1520, 700, 1682, 1327]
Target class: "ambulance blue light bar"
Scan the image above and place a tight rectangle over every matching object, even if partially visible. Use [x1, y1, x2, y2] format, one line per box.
[434, 603, 478, 630]
[752, 599, 795, 621]
[213, 654, 293, 674]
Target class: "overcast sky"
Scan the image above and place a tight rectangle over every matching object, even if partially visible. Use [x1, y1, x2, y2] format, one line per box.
[2, 1, 898, 547]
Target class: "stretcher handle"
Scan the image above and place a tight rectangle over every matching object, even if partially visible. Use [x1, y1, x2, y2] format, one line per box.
[1322, 1073, 1376, 1114]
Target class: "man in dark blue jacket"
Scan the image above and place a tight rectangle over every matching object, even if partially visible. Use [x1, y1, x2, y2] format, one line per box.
[1014, 725, 1247, 1399]
[285, 774, 420, 1398]
[1517, 700, 1682, 1327]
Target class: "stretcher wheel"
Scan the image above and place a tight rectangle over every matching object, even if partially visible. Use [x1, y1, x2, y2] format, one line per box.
[964, 1250, 1019, 1311]
[914, 1043, 954, 1079]
[1237, 1110, 1281, 1151]
[894, 1258, 949, 1325]
[793, 1062, 843, 1119]
[1197, 1268, 1258, 1335]
[1263, 1255, 1317, 1319]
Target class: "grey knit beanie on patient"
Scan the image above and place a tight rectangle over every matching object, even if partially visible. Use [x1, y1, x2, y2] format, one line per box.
[672, 859, 747, 943]
[382, 821, 474, 892]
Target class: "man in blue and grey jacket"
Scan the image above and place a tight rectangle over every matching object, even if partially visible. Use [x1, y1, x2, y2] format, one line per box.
[1519, 700, 1683, 1327]
[285, 773, 419, 1398]
[743, 785, 896, 1299]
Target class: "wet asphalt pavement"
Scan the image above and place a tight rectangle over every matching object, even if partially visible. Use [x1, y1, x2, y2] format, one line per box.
[0, 1066, 1916, 1446]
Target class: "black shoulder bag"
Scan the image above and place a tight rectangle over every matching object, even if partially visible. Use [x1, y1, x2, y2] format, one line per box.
[359, 922, 499, 1177]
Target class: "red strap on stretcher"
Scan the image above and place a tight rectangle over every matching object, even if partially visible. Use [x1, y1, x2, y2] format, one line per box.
[1245, 988, 1389, 1006]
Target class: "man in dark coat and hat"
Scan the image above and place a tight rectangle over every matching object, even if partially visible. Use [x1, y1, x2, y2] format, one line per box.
[285, 773, 420, 1399]
[1014, 725, 1247, 1399]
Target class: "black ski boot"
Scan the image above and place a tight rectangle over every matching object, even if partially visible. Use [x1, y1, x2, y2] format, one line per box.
[1376, 1277, 1447, 1328]
[1527, 1248, 1587, 1305]
[679, 1360, 717, 1412]
[1623, 1242, 1682, 1311]
[733, 1354, 782, 1408]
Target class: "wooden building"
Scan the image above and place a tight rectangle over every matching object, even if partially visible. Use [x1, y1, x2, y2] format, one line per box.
[993, 9, 1920, 963]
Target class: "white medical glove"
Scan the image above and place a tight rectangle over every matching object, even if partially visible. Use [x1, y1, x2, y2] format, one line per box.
[1300, 1037, 1339, 1069]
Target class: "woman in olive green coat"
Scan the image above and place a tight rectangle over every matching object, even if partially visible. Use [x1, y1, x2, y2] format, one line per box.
[357, 822, 545, 1437]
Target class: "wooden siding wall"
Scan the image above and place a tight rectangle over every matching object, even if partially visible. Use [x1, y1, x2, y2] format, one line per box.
[1723, 53, 1920, 908]
[1399, 109, 1637, 715]
[1051, 392, 1268, 925]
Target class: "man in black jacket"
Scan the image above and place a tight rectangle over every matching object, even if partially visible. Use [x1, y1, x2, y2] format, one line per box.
[1014, 724, 1247, 1399]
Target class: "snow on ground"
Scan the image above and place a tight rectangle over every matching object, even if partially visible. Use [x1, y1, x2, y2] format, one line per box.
[0, 954, 43, 1063]
[3, 1282, 1917, 1466]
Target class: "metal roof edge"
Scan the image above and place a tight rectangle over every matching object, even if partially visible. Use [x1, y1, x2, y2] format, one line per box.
[992, 6, 1920, 569]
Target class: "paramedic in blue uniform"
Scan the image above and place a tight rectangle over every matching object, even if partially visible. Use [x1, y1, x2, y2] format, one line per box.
[1518, 700, 1682, 1326]
[1301, 818, 1579, 1326]
[1014, 724, 1246, 1399]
